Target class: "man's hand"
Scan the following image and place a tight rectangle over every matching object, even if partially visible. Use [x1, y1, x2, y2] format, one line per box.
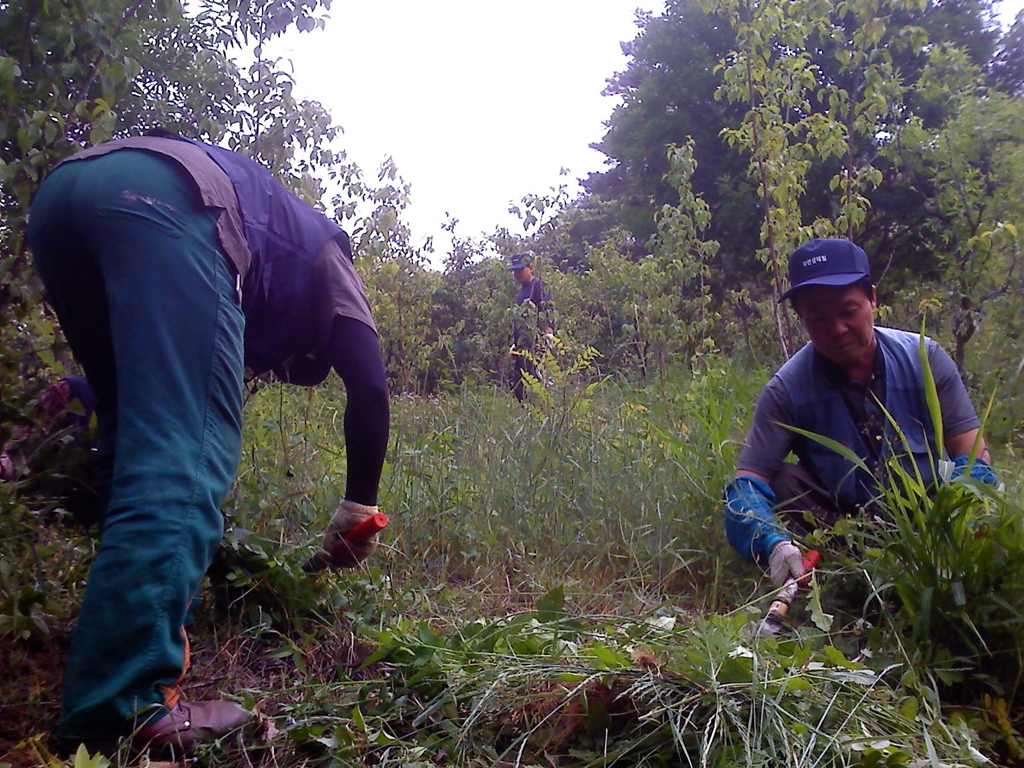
[768, 541, 805, 587]
[950, 454, 999, 486]
[324, 500, 380, 568]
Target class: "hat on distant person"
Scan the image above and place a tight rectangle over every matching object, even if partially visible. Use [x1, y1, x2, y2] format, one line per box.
[509, 252, 533, 271]
[781, 238, 870, 301]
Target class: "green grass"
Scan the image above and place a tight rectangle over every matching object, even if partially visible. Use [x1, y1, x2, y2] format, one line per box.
[231, 363, 759, 613]
[2, 364, 1023, 766]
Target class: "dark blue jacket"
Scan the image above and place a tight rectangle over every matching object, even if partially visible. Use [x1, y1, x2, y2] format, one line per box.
[196, 142, 349, 374]
[512, 278, 552, 346]
[776, 327, 940, 508]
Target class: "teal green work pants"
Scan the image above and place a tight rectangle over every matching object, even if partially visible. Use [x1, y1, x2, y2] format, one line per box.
[27, 150, 245, 740]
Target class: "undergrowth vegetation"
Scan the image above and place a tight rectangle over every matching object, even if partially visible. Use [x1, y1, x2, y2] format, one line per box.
[3, 360, 1024, 767]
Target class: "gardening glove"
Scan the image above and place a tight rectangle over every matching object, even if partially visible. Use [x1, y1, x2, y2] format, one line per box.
[324, 500, 379, 568]
[768, 541, 805, 587]
[950, 455, 999, 486]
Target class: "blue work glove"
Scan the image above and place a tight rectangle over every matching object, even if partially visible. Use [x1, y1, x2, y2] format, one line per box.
[724, 475, 789, 567]
[950, 455, 998, 486]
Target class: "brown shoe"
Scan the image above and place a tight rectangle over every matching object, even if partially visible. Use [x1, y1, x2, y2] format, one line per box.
[135, 699, 252, 754]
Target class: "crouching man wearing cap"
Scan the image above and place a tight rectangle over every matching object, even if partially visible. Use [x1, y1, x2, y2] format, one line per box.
[724, 238, 998, 589]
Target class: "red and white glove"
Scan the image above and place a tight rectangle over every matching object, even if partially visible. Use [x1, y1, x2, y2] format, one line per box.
[323, 500, 380, 568]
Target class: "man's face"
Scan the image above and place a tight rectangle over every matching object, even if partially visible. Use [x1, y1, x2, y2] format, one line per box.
[795, 283, 878, 373]
[513, 266, 533, 284]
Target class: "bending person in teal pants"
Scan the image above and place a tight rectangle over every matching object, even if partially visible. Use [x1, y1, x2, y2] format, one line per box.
[28, 134, 390, 756]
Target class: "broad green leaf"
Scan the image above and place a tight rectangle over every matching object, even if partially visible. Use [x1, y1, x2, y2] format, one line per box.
[918, 321, 943, 453]
[899, 695, 919, 720]
[588, 643, 631, 669]
[534, 585, 565, 622]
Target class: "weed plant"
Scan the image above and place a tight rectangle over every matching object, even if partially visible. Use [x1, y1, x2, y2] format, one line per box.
[339, 596, 986, 767]
[345, 362, 751, 606]
[810, 443, 1024, 763]
[773, 332, 1024, 764]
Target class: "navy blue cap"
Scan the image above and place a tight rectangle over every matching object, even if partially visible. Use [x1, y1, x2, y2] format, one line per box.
[509, 252, 533, 271]
[781, 238, 870, 300]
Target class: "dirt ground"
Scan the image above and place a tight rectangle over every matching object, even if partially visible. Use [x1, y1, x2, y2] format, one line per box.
[0, 618, 368, 768]
[0, 624, 68, 767]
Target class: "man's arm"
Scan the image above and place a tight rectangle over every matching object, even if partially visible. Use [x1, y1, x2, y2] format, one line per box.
[736, 378, 794, 479]
[317, 316, 390, 568]
[946, 426, 999, 485]
[724, 380, 796, 565]
[724, 471, 790, 567]
[946, 427, 989, 463]
[928, 342, 995, 481]
[328, 316, 389, 506]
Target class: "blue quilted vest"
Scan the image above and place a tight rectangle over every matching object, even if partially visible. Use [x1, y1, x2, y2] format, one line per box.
[194, 142, 347, 374]
[775, 327, 941, 508]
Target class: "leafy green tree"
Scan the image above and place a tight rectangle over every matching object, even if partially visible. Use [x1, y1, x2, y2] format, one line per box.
[705, 0, 836, 357]
[647, 140, 720, 373]
[584, 0, 1004, 300]
[913, 0, 1001, 77]
[886, 46, 1024, 378]
[989, 9, 1024, 95]
[0, 1, 233, 435]
[362, 256, 445, 394]
[545, 233, 651, 372]
[584, 1, 755, 254]
[432, 253, 512, 389]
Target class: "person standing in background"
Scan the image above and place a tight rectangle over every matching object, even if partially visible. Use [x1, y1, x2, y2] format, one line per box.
[508, 251, 554, 402]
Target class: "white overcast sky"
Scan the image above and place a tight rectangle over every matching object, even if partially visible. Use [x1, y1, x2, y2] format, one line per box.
[264, 0, 659, 257]
[265, 0, 1024, 261]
